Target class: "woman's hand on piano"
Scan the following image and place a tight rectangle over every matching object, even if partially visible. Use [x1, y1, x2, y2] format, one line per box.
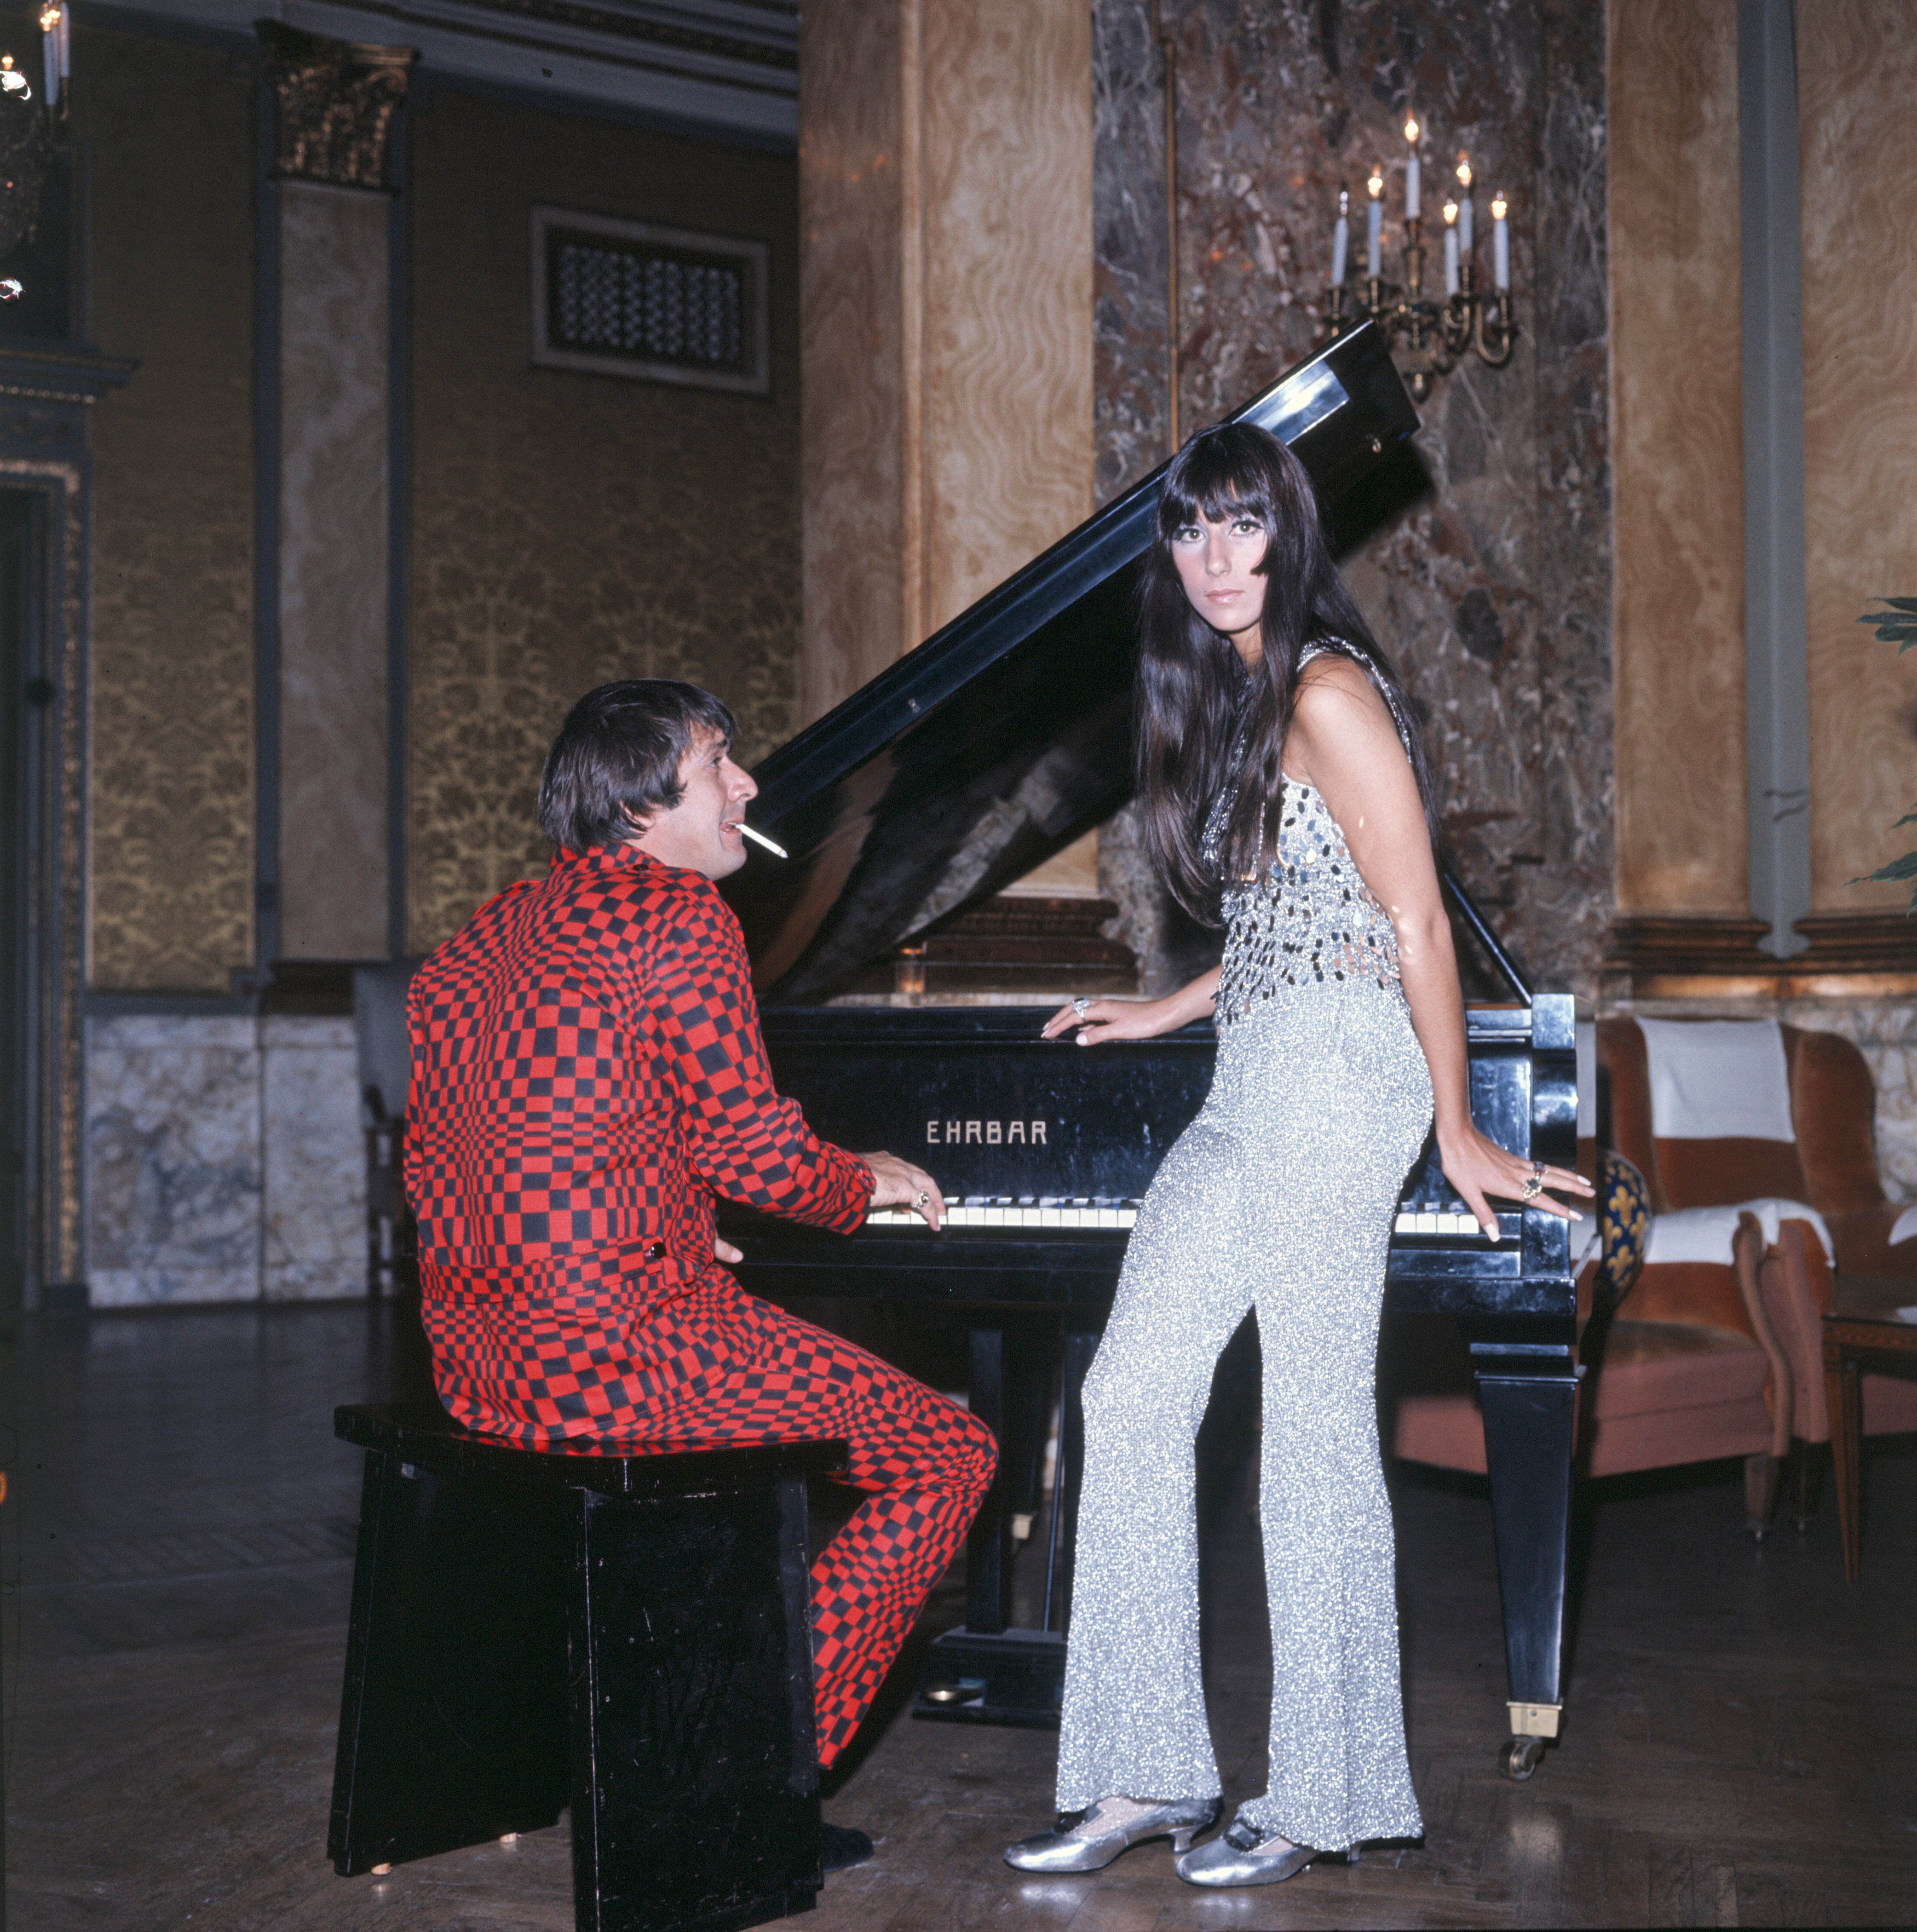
[1042, 977, 1217, 1044]
[861, 1151, 947, 1230]
[1437, 1124, 1593, 1242]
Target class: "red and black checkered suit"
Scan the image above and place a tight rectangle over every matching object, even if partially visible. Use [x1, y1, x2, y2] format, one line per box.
[406, 844, 995, 1763]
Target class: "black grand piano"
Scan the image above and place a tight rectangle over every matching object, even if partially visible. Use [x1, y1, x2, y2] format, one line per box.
[720, 322, 1587, 1783]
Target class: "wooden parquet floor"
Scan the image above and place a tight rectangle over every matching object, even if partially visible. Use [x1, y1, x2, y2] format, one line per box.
[4, 1303, 1913, 1929]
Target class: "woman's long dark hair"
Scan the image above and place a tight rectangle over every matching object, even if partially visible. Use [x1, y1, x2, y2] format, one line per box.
[1134, 420, 1437, 922]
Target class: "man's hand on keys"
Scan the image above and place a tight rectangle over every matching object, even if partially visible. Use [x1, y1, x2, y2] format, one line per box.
[861, 1152, 946, 1230]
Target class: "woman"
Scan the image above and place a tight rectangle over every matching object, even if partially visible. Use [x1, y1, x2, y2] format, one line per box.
[1003, 423, 1589, 1887]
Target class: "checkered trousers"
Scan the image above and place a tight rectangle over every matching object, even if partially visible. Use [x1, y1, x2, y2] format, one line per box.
[427, 1274, 996, 1763]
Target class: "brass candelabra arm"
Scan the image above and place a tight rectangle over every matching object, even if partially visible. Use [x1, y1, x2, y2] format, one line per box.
[1440, 289, 1474, 356]
[1474, 288, 1518, 368]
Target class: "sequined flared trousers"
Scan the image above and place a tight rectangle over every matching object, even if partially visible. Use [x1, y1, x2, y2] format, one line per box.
[1054, 984, 1433, 1852]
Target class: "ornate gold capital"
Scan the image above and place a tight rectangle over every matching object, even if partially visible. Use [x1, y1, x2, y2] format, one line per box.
[257, 22, 416, 194]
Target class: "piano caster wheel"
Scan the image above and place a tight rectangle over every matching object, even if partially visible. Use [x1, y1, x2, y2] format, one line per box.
[1498, 1736, 1545, 1782]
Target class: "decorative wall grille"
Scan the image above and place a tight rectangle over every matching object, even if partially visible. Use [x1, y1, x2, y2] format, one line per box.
[531, 208, 770, 395]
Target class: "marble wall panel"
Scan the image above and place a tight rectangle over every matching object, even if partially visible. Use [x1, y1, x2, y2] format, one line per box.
[80, 29, 256, 993]
[1798, 0, 1917, 913]
[1092, 0, 1173, 504]
[1092, 0, 1613, 993]
[1606, 0, 1745, 915]
[262, 1018, 364, 1300]
[278, 183, 390, 961]
[919, 0, 1094, 633]
[86, 1014, 365, 1303]
[797, 0, 907, 724]
[87, 1016, 261, 1305]
[407, 91, 804, 954]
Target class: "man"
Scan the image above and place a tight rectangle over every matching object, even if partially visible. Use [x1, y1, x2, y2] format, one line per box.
[406, 680, 996, 1863]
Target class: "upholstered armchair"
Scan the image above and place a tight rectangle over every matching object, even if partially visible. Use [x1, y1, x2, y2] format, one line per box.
[1389, 1015, 1914, 1534]
[1602, 1018, 1917, 1455]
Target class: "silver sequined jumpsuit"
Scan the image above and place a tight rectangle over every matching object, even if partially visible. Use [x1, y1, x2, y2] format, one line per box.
[1054, 643, 1430, 1852]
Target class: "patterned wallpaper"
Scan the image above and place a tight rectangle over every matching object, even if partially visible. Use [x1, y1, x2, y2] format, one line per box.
[405, 89, 804, 954]
[82, 30, 256, 993]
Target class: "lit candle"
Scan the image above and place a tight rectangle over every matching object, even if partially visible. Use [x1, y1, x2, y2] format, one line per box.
[1491, 190, 1510, 290]
[1366, 164, 1383, 278]
[38, 3, 58, 108]
[1442, 199, 1459, 296]
[1456, 153, 1474, 251]
[1404, 115, 1421, 218]
[1331, 186, 1349, 285]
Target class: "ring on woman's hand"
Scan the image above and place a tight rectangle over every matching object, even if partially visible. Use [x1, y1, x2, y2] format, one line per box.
[1520, 1163, 1545, 1202]
[1071, 995, 1092, 1018]
[915, 1191, 930, 1208]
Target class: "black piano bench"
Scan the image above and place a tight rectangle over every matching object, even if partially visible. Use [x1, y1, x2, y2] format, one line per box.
[327, 1402, 848, 1932]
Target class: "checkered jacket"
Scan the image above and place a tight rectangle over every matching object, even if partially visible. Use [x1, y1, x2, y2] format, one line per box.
[405, 845, 872, 1318]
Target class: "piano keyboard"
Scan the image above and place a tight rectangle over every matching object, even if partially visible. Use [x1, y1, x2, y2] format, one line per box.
[867, 1200, 1140, 1230]
[1393, 1210, 1492, 1238]
[866, 1202, 1491, 1236]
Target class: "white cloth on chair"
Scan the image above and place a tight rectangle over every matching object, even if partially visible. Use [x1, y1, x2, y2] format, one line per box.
[1644, 1198, 1834, 1267]
[1636, 1018, 1796, 1142]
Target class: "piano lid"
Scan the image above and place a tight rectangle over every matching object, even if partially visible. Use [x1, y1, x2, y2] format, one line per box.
[725, 321, 1419, 1002]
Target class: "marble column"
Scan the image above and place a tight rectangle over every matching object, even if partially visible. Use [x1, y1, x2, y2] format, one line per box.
[278, 181, 391, 959]
[259, 23, 414, 962]
[798, 0, 1097, 896]
[1798, 0, 1917, 917]
[1607, 0, 1747, 919]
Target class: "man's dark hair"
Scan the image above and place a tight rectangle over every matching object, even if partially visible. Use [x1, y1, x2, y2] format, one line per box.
[537, 680, 737, 855]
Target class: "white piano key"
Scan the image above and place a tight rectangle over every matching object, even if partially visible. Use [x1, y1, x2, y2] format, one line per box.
[1415, 1211, 1439, 1234]
[1395, 1212, 1416, 1234]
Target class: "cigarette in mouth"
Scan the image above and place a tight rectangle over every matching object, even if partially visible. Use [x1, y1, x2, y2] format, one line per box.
[737, 822, 787, 859]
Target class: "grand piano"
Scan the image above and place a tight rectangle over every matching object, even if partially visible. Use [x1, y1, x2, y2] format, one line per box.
[720, 322, 1588, 1783]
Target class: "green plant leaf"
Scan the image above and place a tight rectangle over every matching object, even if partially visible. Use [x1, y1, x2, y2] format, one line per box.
[1855, 851, 1917, 883]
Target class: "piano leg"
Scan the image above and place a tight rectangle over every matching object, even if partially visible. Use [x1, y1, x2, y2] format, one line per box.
[911, 1322, 1077, 1728]
[964, 1325, 1012, 1635]
[1472, 1343, 1577, 1782]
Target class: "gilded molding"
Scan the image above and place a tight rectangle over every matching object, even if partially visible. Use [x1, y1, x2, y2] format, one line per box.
[258, 22, 416, 194]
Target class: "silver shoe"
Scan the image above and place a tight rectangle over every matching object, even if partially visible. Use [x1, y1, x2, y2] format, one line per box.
[1174, 1817, 1316, 1886]
[1004, 1795, 1222, 1873]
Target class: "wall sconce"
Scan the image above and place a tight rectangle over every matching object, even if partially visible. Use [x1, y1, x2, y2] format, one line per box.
[1323, 137, 1516, 403]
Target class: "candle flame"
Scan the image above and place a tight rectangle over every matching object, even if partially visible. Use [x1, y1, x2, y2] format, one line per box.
[1442, 198, 1458, 226]
[38, 3, 60, 29]
[1456, 152, 1472, 188]
[1491, 191, 1508, 220]
[1338, 186, 1349, 216]
[1404, 114, 1419, 145]
[1367, 165, 1384, 199]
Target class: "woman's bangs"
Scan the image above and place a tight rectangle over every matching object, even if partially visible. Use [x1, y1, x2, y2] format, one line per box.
[1158, 441, 1279, 540]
